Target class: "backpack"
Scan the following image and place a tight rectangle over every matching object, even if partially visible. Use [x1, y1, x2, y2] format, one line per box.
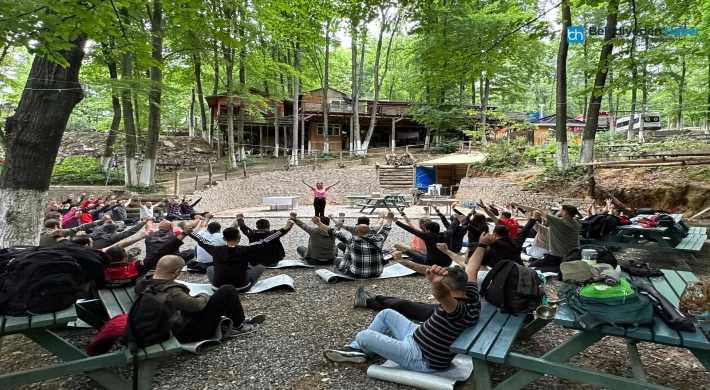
[121, 285, 180, 390]
[562, 245, 618, 269]
[561, 277, 654, 330]
[650, 214, 675, 227]
[480, 259, 543, 313]
[0, 249, 82, 316]
[637, 208, 655, 215]
[580, 214, 619, 239]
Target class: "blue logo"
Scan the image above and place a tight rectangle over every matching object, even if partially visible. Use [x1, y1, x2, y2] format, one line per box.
[567, 26, 585, 43]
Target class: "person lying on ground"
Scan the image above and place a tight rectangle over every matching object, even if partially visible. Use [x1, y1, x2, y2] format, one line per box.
[40, 214, 110, 247]
[479, 199, 519, 237]
[103, 221, 197, 287]
[237, 213, 292, 267]
[394, 212, 451, 267]
[91, 216, 149, 249]
[189, 216, 293, 292]
[472, 212, 537, 268]
[134, 229, 266, 340]
[145, 219, 196, 261]
[324, 244, 482, 372]
[319, 213, 393, 278]
[432, 206, 467, 254]
[292, 213, 337, 265]
[111, 196, 137, 225]
[181, 195, 209, 219]
[515, 203, 581, 272]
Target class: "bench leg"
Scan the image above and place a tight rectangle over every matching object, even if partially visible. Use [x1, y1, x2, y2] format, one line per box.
[136, 359, 159, 390]
[626, 341, 647, 382]
[518, 317, 552, 340]
[472, 359, 493, 390]
[495, 331, 604, 389]
[75, 301, 107, 329]
[24, 329, 132, 390]
[691, 349, 710, 371]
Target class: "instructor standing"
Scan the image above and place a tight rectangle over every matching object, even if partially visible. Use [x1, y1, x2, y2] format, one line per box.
[302, 179, 339, 217]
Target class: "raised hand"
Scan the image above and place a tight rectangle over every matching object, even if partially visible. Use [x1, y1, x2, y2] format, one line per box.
[235, 213, 244, 219]
[426, 264, 448, 284]
[290, 212, 298, 219]
[311, 216, 320, 224]
[435, 242, 449, 252]
[479, 232, 496, 245]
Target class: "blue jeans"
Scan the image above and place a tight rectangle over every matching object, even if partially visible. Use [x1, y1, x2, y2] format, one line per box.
[350, 309, 436, 373]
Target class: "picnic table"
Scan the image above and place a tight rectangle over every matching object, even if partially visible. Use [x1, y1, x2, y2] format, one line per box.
[595, 213, 707, 253]
[346, 195, 370, 208]
[358, 198, 405, 215]
[420, 198, 458, 217]
[0, 305, 181, 389]
[453, 269, 710, 390]
[263, 196, 299, 210]
[384, 194, 410, 207]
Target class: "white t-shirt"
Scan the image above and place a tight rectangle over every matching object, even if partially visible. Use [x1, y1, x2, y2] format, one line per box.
[195, 231, 226, 263]
[140, 205, 155, 218]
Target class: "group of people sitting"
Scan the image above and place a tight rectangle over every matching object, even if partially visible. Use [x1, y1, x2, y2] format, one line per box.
[30, 190, 628, 375]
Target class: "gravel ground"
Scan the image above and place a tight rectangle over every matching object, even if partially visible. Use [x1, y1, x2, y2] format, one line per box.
[2, 215, 710, 389]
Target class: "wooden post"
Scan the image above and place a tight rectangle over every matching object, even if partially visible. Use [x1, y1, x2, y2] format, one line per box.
[375, 163, 380, 185]
[391, 117, 396, 153]
[174, 171, 180, 196]
[242, 160, 247, 178]
[208, 162, 213, 187]
[259, 125, 263, 155]
[224, 170, 228, 181]
[406, 145, 409, 154]
[468, 140, 472, 153]
[339, 150, 344, 168]
[194, 174, 199, 190]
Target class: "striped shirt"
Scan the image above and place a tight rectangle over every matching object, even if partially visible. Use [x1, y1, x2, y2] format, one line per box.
[413, 282, 480, 369]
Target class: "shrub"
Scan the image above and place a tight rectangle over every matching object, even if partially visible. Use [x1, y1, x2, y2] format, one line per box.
[431, 138, 460, 154]
[51, 156, 124, 185]
[525, 164, 585, 188]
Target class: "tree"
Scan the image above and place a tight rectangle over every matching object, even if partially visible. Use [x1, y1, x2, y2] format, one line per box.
[555, 1, 572, 171]
[140, 0, 164, 186]
[100, 43, 121, 171]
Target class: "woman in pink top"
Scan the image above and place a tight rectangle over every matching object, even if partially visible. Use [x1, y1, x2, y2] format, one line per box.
[302, 180, 340, 217]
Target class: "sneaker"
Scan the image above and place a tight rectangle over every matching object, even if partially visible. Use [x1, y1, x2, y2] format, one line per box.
[244, 314, 266, 325]
[324, 346, 369, 363]
[228, 323, 259, 337]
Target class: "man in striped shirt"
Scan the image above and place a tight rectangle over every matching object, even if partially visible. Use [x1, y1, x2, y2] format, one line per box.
[324, 234, 486, 372]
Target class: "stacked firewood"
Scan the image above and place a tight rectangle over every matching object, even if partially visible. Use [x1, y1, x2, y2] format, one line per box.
[385, 153, 416, 166]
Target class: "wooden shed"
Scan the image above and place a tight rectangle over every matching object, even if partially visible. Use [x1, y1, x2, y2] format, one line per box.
[416, 154, 487, 196]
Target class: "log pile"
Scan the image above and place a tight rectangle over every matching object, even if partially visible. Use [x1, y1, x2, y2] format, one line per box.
[378, 164, 414, 189]
[385, 153, 416, 166]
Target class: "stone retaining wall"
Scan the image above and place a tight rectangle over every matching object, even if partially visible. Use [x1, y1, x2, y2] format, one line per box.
[455, 177, 593, 209]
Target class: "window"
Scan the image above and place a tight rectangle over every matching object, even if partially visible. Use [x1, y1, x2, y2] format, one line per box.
[317, 124, 341, 136]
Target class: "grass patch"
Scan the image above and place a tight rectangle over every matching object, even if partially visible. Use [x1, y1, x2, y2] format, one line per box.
[51, 156, 124, 185]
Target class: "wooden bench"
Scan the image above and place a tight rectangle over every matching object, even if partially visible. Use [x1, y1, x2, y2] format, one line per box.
[456, 269, 710, 390]
[0, 305, 181, 390]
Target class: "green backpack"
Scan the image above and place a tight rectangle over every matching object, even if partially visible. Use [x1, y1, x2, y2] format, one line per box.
[561, 277, 654, 330]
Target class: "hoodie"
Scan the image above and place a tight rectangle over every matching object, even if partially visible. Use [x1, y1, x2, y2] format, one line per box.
[134, 275, 209, 332]
[237, 219, 290, 266]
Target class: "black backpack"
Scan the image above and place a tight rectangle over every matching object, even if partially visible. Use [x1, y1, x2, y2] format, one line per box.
[562, 245, 618, 269]
[480, 260, 543, 313]
[580, 214, 619, 239]
[0, 249, 82, 316]
[653, 214, 675, 227]
[121, 285, 180, 390]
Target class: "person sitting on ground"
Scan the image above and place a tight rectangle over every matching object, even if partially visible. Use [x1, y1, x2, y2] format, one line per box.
[180, 195, 208, 219]
[145, 219, 196, 261]
[394, 212, 451, 267]
[189, 216, 293, 292]
[135, 231, 265, 340]
[138, 198, 160, 221]
[44, 203, 62, 222]
[325, 242, 482, 372]
[516, 203, 581, 272]
[525, 217, 550, 258]
[92, 200, 120, 221]
[111, 196, 137, 225]
[433, 206, 467, 254]
[164, 197, 188, 221]
[237, 213, 292, 267]
[320, 213, 393, 278]
[479, 199, 519, 237]
[62, 193, 74, 205]
[292, 213, 337, 265]
[334, 215, 385, 253]
[186, 215, 225, 272]
[474, 211, 538, 268]
[79, 194, 100, 209]
[91, 217, 149, 250]
[40, 214, 109, 247]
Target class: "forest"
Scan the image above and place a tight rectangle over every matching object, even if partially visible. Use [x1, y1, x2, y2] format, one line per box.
[0, 0, 709, 245]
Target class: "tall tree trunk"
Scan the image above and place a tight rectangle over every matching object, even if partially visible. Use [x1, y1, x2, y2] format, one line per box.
[471, 79, 476, 105]
[291, 41, 300, 166]
[607, 69, 614, 131]
[364, 16, 386, 154]
[706, 55, 710, 131]
[322, 21, 331, 153]
[677, 57, 686, 131]
[212, 43, 219, 152]
[236, 9, 247, 162]
[140, 0, 163, 186]
[640, 36, 649, 143]
[351, 26, 361, 153]
[0, 36, 87, 247]
[225, 56, 237, 168]
[194, 55, 208, 141]
[582, 24, 589, 119]
[102, 50, 120, 171]
[189, 88, 195, 137]
[122, 51, 138, 186]
[555, 1, 571, 172]
[627, 29, 637, 140]
[480, 74, 490, 144]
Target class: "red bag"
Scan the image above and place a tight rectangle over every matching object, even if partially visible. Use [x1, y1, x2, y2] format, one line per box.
[87, 313, 128, 356]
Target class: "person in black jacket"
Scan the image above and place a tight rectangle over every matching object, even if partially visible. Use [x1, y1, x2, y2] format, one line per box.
[237, 214, 292, 267]
[432, 206, 467, 254]
[180, 196, 209, 219]
[393, 214, 451, 267]
[90, 218, 149, 249]
[474, 213, 537, 269]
